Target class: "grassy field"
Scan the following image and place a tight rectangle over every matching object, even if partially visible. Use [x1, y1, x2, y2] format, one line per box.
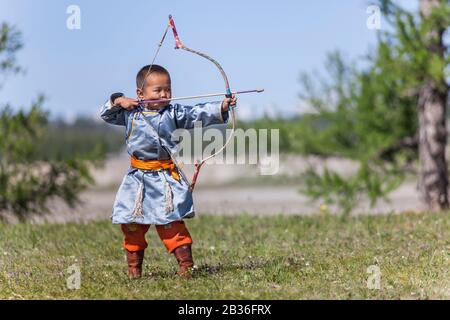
[0, 212, 450, 299]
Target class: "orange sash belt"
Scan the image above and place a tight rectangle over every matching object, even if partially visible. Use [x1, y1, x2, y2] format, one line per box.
[130, 157, 180, 182]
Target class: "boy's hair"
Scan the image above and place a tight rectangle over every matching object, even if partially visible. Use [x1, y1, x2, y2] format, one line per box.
[136, 64, 170, 89]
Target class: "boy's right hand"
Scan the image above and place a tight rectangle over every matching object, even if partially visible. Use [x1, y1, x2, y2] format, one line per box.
[113, 97, 139, 111]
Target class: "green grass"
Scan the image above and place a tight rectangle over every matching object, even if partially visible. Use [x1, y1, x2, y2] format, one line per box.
[1, 212, 450, 299]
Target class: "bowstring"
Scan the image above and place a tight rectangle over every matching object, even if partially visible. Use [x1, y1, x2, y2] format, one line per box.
[139, 23, 171, 94]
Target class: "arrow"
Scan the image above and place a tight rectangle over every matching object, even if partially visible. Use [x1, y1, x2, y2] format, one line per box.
[138, 88, 264, 105]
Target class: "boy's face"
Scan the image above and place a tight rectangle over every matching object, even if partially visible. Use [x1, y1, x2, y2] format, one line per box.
[137, 72, 172, 109]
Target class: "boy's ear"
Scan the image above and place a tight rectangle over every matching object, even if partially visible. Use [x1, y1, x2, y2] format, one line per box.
[136, 88, 144, 99]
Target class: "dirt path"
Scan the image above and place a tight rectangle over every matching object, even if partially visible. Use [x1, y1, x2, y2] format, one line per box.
[28, 153, 425, 224]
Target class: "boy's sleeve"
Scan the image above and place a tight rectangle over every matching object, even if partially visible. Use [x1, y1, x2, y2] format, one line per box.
[174, 101, 229, 129]
[99, 99, 127, 126]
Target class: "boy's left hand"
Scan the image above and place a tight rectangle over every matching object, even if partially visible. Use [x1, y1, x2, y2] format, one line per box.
[221, 94, 237, 112]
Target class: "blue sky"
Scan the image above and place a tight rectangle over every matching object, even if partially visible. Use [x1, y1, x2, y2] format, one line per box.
[0, 0, 417, 121]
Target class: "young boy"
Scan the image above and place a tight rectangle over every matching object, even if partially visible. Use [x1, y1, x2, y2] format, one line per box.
[99, 64, 236, 279]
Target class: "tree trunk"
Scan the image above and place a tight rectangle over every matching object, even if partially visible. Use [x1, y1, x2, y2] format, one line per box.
[418, 0, 449, 210]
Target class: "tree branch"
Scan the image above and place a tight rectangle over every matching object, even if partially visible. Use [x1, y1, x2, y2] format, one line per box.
[377, 135, 419, 161]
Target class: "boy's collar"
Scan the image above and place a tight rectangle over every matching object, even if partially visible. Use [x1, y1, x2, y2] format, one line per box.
[139, 104, 171, 114]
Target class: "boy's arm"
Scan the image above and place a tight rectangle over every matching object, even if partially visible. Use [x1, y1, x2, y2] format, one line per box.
[99, 93, 138, 126]
[174, 101, 230, 129]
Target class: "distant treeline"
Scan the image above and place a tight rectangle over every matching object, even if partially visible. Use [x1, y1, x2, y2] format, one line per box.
[34, 113, 374, 161]
[32, 117, 125, 161]
[239, 115, 343, 158]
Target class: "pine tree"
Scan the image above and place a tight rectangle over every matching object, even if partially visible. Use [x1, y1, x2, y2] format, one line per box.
[298, 0, 450, 213]
[417, 0, 449, 210]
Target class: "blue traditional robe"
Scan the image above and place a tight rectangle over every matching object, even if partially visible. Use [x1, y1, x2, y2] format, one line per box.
[99, 99, 229, 225]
